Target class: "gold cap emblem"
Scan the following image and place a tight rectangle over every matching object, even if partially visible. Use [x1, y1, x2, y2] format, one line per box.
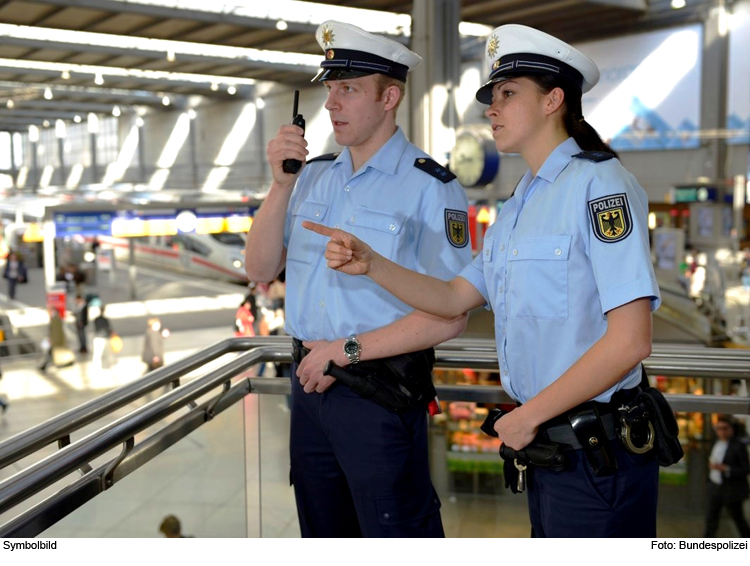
[487, 34, 499, 59]
[326, 49, 335, 60]
[321, 25, 335, 47]
[493, 60, 500, 70]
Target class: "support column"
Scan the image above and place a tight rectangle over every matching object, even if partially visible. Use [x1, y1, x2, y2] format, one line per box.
[90, 132, 99, 183]
[700, 0, 730, 181]
[31, 140, 39, 193]
[57, 137, 66, 186]
[409, 0, 462, 162]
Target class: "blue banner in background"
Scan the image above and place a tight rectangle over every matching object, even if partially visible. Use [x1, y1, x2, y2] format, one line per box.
[577, 25, 702, 151]
[727, 1, 750, 145]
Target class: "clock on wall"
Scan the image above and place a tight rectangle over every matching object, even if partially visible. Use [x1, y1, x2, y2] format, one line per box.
[449, 127, 500, 188]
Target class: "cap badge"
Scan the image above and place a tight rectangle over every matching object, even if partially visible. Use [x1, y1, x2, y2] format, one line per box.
[487, 34, 499, 59]
[492, 60, 500, 70]
[326, 49, 335, 60]
[321, 25, 335, 47]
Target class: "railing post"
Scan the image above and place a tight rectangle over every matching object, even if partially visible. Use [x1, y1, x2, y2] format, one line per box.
[243, 393, 262, 537]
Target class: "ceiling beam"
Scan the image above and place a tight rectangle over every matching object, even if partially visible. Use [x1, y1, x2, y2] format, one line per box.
[0, 24, 320, 75]
[0, 80, 180, 106]
[7, 98, 130, 113]
[32, 0, 320, 35]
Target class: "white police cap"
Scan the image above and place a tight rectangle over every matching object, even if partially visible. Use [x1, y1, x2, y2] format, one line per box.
[476, 24, 599, 104]
[312, 20, 422, 83]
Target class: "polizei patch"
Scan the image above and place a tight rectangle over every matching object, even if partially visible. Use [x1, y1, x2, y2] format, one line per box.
[588, 193, 633, 243]
[445, 209, 469, 248]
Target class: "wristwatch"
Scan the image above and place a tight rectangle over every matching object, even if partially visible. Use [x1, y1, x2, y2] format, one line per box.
[343, 334, 361, 364]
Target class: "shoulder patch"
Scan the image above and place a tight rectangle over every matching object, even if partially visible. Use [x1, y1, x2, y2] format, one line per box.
[588, 193, 633, 244]
[445, 209, 469, 248]
[307, 152, 340, 164]
[414, 158, 456, 183]
[573, 151, 615, 163]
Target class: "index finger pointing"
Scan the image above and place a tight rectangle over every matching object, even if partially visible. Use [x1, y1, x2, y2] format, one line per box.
[302, 221, 336, 237]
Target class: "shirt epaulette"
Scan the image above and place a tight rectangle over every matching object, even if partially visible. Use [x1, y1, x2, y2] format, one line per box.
[413, 158, 456, 183]
[307, 152, 340, 164]
[572, 151, 615, 163]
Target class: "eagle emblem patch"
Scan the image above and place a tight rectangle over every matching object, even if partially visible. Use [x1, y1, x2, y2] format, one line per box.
[588, 193, 633, 243]
[445, 209, 469, 248]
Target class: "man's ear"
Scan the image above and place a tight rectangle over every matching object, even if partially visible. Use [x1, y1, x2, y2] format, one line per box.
[383, 84, 401, 111]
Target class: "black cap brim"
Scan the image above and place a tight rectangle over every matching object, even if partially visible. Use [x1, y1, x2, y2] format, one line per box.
[312, 68, 376, 82]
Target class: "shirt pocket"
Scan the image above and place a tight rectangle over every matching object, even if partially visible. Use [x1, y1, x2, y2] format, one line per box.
[346, 206, 404, 258]
[287, 200, 330, 265]
[507, 235, 571, 320]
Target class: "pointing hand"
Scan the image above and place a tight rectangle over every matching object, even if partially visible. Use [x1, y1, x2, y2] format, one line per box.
[302, 221, 375, 276]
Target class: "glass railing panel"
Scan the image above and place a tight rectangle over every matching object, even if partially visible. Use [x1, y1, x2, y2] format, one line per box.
[256, 387, 299, 538]
[38, 400, 248, 538]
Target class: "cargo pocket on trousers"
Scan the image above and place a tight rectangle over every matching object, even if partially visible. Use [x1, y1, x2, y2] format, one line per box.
[375, 484, 442, 537]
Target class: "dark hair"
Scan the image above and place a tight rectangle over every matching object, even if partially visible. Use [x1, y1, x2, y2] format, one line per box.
[529, 75, 618, 159]
[716, 415, 735, 427]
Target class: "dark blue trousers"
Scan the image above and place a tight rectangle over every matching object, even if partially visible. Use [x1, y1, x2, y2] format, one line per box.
[289, 363, 444, 538]
[527, 440, 659, 537]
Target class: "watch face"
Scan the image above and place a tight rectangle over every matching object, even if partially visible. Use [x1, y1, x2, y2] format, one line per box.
[344, 341, 358, 355]
[449, 134, 485, 187]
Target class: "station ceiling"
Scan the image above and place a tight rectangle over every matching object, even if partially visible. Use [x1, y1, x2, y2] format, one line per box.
[0, 0, 715, 133]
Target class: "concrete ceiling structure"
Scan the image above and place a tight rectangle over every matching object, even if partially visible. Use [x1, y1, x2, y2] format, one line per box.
[0, 0, 718, 133]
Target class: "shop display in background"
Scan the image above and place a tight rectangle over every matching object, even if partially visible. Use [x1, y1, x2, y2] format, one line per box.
[432, 369, 508, 494]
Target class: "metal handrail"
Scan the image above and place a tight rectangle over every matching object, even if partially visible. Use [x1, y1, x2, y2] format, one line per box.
[0, 339, 749, 537]
[1, 337, 749, 471]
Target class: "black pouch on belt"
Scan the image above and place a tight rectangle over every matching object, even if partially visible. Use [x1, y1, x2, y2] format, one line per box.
[568, 406, 618, 476]
[634, 387, 684, 466]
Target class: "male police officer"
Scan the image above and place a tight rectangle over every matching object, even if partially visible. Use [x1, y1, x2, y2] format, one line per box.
[244, 20, 471, 537]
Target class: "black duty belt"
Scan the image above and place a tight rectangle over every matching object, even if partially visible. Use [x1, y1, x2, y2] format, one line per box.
[291, 338, 310, 364]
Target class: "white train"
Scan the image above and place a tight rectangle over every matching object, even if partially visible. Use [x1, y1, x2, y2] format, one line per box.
[98, 232, 248, 283]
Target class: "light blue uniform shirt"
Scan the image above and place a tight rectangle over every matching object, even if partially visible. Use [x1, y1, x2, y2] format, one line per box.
[459, 138, 661, 404]
[284, 127, 471, 341]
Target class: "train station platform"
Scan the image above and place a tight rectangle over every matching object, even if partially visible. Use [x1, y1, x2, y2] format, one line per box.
[1, 261, 749, 538]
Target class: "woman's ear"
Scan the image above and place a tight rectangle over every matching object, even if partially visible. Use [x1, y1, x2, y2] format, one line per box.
[545, 87, 565, 115]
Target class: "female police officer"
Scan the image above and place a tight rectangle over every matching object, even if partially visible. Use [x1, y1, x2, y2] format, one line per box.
[304, 24, 662, 537]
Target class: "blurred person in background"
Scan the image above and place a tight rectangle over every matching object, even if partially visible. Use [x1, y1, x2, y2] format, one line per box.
[0, 362, 8, 413]
[142, 317, 169, 374]
[158, 515, 191, 538]
[704, 415, 750, 537]
[92, 305, 116, 370]
[73, 294, 89, 354]
[3, 250, 27, 300]
[38, 306, 73, 372]
[235, 293, 257, 338]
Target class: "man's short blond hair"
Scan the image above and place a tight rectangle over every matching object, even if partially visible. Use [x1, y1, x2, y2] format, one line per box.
[374, 74, 406, 114]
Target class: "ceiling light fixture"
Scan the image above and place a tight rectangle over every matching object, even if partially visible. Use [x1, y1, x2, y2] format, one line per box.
[74, 115, 81, 123]
[166, 50, 176, 62]
[43, 87, 53, 100]
[162, 95, 171, 106]
[6, 100, 14, 109]
[276, 20, 288, 31]
[227, 85, 237, 95]
[61, 70, 70, 80]
[112, 105, 121, 117]
[94, 73, 104, 85]
[671, 0, 686, 8]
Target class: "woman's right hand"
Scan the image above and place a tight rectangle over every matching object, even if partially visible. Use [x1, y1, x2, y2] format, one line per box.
[302, 222, 375, 276]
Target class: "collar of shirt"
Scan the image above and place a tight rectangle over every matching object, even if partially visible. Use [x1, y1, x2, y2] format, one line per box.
[330, 126, 408, 179]
[520, 137, 582, 205]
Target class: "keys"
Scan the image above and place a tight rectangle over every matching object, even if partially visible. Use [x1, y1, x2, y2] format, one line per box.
[514, 459, 527, 493]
